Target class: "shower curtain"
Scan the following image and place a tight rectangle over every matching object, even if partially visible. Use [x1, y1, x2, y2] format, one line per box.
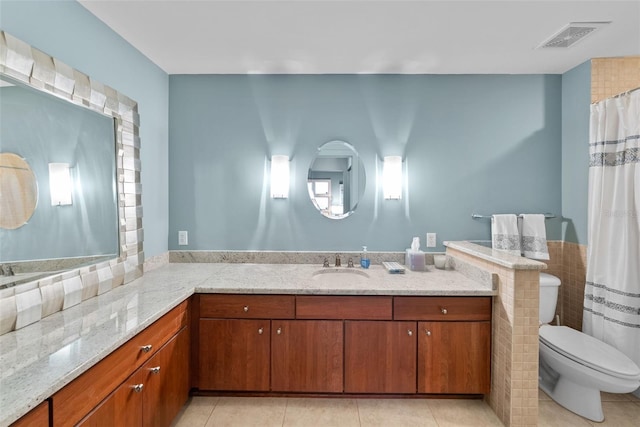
[584, 88, 640, 394]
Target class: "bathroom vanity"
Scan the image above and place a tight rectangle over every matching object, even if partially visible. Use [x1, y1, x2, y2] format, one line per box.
[195, 294, 491, 395]
[0, 261, 495, 426]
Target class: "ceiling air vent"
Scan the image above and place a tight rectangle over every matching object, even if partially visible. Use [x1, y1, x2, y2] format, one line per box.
[537, 22, 611, 48]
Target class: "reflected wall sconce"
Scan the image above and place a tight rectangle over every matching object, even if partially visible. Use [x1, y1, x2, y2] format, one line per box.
[270, 155, 290, 199]
[383, 156, 403, 200]
[48, 162, 73, 206]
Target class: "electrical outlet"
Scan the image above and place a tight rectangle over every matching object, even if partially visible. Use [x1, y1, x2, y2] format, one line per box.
[426, 233, 437, 248]
[178, 230, 188, 246]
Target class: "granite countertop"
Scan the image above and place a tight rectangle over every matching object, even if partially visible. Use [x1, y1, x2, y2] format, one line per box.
[444, 241, 547, 270]
[0, 262, 494, 426]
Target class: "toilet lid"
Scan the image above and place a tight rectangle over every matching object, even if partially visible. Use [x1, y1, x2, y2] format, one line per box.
[539, 325, 640, 379]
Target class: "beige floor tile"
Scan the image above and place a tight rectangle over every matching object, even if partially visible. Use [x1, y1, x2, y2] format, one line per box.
[600, 392, 635, 402]
[427, 399, 503, 427]
[283, 398, 360, 427]
[357, 398, 438, 427]
[173, 396, 219, 427]
[538, 388, 552, 401]
[538, 401, 591, 427]
[205, 397, 287, 427]
[588, 402, 640, 427]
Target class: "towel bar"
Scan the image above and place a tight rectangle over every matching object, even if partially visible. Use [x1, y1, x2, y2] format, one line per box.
[471, 213, 556, 219]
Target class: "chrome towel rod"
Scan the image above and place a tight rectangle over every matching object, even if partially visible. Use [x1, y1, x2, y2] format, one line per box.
[471, 213, 556, 219]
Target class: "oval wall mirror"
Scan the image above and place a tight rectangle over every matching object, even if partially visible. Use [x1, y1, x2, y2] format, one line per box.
[0, 152, 38, 230]
[307, 141, 366, 220]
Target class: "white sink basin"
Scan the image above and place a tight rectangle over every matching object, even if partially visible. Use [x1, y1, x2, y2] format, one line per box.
[312, 268, 370, 284]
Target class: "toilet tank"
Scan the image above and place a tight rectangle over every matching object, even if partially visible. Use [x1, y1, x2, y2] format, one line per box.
[539, 273, 561, 324]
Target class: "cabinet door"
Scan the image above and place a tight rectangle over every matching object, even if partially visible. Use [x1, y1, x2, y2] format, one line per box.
[143, 327, 191, 427]
[10, 401, 49, 427]
[78, 368, 144, 427]
[199, 319, 270, 391]
[344, 321, 416, 393]
[418, 321, 491, 394]
[271, 320, 343, 392]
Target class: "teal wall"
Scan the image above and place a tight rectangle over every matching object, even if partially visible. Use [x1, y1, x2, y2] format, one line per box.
[3, 1, 588, 255]
[561, 61, 591, 245]
[0, 0, 170, 258]
[169, 74, 562, 252]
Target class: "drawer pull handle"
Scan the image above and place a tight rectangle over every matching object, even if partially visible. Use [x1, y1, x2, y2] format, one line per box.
[258, 328, 264, 335]
[140, 344, 153, 353]
[243, 306, 249, 312]
[276, 328, 282, 335]
[425, 330, 431, 336]
[407, 329, 413, 336]
[150, 366, 161, 374]
[132, 384, 144, 393]
[441, 308, 448, 315]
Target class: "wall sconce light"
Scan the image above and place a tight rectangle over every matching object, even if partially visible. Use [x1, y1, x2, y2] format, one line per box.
[48, 163, 73, 206]
[383, 156, 403, 200]
[270, 155, 290, 199]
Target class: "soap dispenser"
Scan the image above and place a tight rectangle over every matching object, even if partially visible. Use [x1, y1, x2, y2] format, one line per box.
[360, 246, 370, 269]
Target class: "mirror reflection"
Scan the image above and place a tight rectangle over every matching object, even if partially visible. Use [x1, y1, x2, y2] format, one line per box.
[0, 74, 119, 287]
[307, 140, 366, 219]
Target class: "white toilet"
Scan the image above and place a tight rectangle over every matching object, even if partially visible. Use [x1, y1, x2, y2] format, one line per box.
[538, 272, 640, 421]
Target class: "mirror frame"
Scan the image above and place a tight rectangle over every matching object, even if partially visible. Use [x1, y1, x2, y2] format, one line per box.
[0, 31, 143, 327]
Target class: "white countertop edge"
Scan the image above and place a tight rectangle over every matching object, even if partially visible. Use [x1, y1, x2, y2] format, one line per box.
[444, 241, 548, 270]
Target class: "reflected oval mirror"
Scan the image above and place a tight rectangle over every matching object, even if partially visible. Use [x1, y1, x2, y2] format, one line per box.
[307, 141, 366, 219]
[0, 153, 38, 230]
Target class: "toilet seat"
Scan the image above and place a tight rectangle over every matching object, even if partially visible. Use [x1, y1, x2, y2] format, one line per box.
[539, 325, 640, 380]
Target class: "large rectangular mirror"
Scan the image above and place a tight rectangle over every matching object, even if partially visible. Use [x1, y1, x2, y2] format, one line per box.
[0, 31, 143, 302]
[0, 74, 119, 288]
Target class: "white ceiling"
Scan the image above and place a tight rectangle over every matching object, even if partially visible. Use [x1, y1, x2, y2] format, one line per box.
[78, 0, 640, 74]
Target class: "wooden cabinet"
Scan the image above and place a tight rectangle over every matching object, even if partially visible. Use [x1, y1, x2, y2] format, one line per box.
[54, 301, 190, 427]
[344, 321, 416, 393]
[78, 369, 144, 427]
[271, 320, 343, 392]
[197, 295, 295, 392]
[418, 321, 491, 394]
[143, 327, 191, 426]
[196, 294, 491, 396]
[10, 401, 49, 427]
[395, 296, 491, 395]
[199, 319, 270, 391]
[79, 326, 190, 427]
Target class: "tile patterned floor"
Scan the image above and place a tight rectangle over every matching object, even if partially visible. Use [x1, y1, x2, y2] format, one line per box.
[172, 391, 640, 427]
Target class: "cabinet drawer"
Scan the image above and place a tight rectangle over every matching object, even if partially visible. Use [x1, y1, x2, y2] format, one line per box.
[394, 296, 491, 321]
[52, 300, 189, 427]
[200, 294, 295, 319]
[296, 296, 392, 320]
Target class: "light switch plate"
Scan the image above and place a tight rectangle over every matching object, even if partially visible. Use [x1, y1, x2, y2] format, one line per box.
[426, 233, 437, 248]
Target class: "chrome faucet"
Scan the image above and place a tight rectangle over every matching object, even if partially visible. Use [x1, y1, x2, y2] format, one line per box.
[347, 257, 354, 268]
[335, 254, 341, 267]
[323, 257, 330, 268]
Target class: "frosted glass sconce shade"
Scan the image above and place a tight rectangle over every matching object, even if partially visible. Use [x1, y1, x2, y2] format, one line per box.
[270, 155, 290, 199]
[49, 163, 73, 206]
[383, 156, 402, 200]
